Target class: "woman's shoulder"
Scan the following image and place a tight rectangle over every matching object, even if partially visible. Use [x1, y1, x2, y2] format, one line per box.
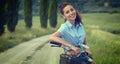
[60, 22, 67, 28]
[58, 23, 67, 31]
[57, 23, 67, 34]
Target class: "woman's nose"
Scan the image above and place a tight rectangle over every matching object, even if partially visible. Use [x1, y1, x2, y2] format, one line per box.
[69, 11, 73, 15]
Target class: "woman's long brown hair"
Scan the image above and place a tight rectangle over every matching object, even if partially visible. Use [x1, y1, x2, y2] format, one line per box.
[59, 2, 83, 25]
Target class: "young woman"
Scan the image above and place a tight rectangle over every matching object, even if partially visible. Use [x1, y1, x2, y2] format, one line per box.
[50, 2, 95, 64]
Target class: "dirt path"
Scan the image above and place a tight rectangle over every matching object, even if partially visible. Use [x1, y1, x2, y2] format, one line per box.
[0, 35, 63, 64]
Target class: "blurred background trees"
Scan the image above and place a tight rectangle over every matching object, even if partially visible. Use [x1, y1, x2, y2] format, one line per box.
[0, 0, 120, 35]
[39, 0, 49, 28]
[49, 0, 57, 28]
[0, 0, 6, 35]
[0, 0, 19, 35]
[24, 0, 32, 28]
[6, 0, 19, 32]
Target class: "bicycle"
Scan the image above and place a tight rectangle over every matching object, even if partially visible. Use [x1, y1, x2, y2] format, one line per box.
[50, 41, 95, 64]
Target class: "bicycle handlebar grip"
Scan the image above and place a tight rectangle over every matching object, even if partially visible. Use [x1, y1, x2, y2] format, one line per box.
[50, 41, 62, 46]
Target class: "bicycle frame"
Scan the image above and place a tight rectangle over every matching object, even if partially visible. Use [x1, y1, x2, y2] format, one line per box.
[50, 41, 94, 64]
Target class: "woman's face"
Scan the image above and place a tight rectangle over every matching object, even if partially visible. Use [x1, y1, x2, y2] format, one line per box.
[62, 5, 76, 22]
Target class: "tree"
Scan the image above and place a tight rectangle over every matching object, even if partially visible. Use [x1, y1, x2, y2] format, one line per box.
[24, 0, 32, 28]
[7, 0, 19, 32]
[0, 0, 6, 35]
[49, 0, 57, 28]
[39, 0, 49, 28]
[109, 0, 120, 7]
[66, 0, 71, 3]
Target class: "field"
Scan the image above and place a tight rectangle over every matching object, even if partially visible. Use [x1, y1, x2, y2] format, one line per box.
[0, 13, 120, 64]
[82, 13, 120, 64]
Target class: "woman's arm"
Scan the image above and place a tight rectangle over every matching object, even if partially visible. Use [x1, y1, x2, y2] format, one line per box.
[50, 32, 80, 55]
[50, 32, 72, 48]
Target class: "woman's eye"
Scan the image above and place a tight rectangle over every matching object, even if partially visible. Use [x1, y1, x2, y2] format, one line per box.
[66, 11, 69, 14]
[71, 8, 74, 11]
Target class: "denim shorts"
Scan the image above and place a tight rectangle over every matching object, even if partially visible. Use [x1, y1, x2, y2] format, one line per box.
[69, 52, 93, 64]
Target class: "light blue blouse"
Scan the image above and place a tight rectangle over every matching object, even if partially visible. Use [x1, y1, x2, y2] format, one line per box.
[57, 20, 86, 50]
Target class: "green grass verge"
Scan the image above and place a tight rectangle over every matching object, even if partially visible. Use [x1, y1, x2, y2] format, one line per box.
[82, 13, 120, 64]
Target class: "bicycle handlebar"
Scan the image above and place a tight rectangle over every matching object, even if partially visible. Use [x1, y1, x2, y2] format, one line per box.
[50, 41, 62, 47]
[50, 41, 89, 49]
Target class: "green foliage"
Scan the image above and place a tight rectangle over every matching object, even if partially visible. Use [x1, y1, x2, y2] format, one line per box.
[49, 0, 57, 28]
[39, 0, 49, 28]
[24, 0, 32, 28]
[58, 0, 120, 13]
[6, 0, 19, 32]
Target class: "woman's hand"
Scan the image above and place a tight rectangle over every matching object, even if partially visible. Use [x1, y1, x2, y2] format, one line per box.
[70, 46, 80, 55]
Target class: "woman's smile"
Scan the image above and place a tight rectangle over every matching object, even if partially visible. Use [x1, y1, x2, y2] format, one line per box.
[69, 13, 76, 19]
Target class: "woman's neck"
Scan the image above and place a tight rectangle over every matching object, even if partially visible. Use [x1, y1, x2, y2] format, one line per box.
[69, 20, 75, 26]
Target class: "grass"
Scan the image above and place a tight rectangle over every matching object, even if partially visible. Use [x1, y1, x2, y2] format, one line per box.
[86, 29, 120, 64]
[0, 13, 120, 64]
[82, 13, 120, 64]
[82, 13, 120, 33]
